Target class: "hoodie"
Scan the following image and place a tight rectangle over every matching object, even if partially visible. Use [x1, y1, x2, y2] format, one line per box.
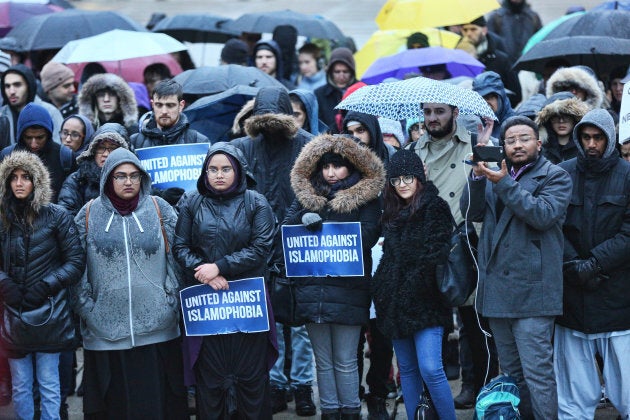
[253, 39, 295, 90]
[572, 108, 618, 165]
[472, 71, 515, 138]
[289, 89, 328, 135]
[314, 48, 357, 127]
[73, 147, 180, 351]
[0, 64, 63, 144]
[343, 110, 395, 166]
[62, 114, 95, 156]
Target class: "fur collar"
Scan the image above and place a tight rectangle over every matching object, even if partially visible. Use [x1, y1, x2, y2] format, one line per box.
[244, 113, 298, 139]
[291, 134, 385, 213]
[78, 73, 138, 129]
[546, 67, 604, 110]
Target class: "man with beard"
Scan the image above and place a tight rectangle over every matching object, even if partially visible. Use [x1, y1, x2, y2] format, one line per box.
[462, 116, 572, 419]
[555, 109, 630, 418]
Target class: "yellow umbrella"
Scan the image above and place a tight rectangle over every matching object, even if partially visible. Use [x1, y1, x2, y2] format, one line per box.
[376, 0, 500, 30]
[355, 28, 461, 78]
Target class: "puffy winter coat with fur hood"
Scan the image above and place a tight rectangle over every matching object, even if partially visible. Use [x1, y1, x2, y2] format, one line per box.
[546, 67, 604, 110]
[285, 134, 385, 326]
[0, 151, 85, 355]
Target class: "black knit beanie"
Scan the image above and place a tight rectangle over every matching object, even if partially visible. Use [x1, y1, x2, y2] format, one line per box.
[388, 149, 426, 184]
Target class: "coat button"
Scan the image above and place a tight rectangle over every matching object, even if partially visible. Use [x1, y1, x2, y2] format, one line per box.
[449, 192, 455, 197]
[451, 163, 456, 168]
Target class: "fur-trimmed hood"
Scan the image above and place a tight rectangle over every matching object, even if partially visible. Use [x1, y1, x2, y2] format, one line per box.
[291, 134, 385, 213]
[546, 67, 604, 110]
[244, 86, 298, 140]
[0, 150, 51, 220]
[78, 73, 138, 129]
[77, 123, 130, 163]
[536, 95, 590, 144]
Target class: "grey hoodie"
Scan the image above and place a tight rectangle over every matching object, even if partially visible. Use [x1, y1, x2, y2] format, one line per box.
[73, 148, 180, 351]
[572, 108, 617, 160]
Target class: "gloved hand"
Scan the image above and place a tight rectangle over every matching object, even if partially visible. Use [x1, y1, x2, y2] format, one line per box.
[0, 278, 23, 308]
[161, 187, 185, 206]
[563, 257, 603, 290]
[23, 281, 51, 310]
[301, 212, 323, 231]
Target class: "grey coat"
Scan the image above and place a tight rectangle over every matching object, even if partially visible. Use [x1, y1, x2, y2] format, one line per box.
[73, 148, 180, 351]
[461, 156, 572, 318]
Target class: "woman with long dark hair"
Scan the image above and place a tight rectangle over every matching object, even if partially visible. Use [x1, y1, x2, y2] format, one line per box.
[372, 149, 456, 419]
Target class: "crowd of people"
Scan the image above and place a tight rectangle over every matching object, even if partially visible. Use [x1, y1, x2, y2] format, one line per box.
[0, 0, 629, 419]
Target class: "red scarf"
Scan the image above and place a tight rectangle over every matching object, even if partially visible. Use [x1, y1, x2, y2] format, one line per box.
[105, 177, 139, 216]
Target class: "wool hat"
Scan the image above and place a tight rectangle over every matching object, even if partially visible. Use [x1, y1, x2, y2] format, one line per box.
[468, 16, 487, 27]
[407, 32, 430, 49]
[388, 149, 426, 184]
[40, 61, 74, 93]
[221, 39, 249, 65]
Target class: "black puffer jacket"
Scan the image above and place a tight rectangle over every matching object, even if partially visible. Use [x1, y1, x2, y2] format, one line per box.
[372, 183, 452, 339]
[558, 109, 630, 334]
[130, 112, 208, 149]
[173, 142, 275, 285]
[0, 151, 85, 355]
[285, 134, 385, 326]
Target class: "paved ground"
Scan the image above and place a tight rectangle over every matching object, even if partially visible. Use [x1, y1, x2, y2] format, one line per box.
[0, 0, 623, 418]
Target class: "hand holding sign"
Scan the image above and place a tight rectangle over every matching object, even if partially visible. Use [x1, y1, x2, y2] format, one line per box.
[194, 263, 221, 288]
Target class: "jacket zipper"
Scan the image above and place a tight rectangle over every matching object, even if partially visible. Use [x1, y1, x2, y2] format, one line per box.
[122, 217, 135, 347]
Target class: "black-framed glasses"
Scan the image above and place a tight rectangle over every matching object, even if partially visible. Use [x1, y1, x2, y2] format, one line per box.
[112, 173, 142, 184]
[95, 145, 119, 155]
[389, 175, 415, 187]
[59, 130, 83, 141]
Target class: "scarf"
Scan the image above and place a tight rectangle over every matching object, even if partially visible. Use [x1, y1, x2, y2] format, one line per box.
[105, 177, 139, 216]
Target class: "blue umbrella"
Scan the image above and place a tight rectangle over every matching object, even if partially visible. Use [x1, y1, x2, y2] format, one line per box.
[592, 1, 630, 10]
[361, 46, 485, 85]
[184, 85, 260, 143]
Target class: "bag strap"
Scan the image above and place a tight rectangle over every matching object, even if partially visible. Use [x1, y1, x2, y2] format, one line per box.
[151, 196, 169, 254]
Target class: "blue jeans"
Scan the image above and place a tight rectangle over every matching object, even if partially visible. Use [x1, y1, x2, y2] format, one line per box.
[306, 323, 361, 414]
[9, 352, 60, 420]
[269, 323, 314, 389]
[393, 327, 456, 420]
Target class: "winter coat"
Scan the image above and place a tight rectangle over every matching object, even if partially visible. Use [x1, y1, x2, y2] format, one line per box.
[314, 48, 357, 127]
[0, 64, 64, 144]
[57, 123, 131, 216]
[285, 134, 385, 326]
[173, 142, 275, 285]
[462, 155, 572, 318]
[558, 109, 630, 333]
[487, 0, 542, 64]
[73, 148, 180, 351]
[472, 71, 515, 139]
[289, 89, 328, 135]
[476, 33, 522, 107]
[0, 103, 75, 203]
[536, 94, 589, 165]
[0, 151, 85, 355]
[372, 183, 452, 339]
[343, 111, 395, 167]
[230, 87, 313, 229]
[130, 112, 208, 149]
[546, 67, 604, 110]
[77, 73, 138, 134]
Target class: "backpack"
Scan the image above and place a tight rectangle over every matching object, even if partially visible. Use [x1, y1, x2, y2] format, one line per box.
[474, 374, 521, 420]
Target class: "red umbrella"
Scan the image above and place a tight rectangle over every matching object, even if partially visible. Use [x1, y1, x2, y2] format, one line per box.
[0, 1, 64, 37]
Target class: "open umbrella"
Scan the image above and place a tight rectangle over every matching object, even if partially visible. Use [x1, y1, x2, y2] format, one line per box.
[0, 0, 66, 37]
[184, 85, 260, 143]
[173, 65, 285, 96]
[514, 36, 630, 74]
[376, 0, 500, 30]
[65, 54, 183, 84]
[521, 12, 584, 55]
[221, 9, 344, 41]
[52, 29, 187, 63]
[4, 9, 144, 52]
[335, 76, 495, 120]
[592, 0, 630, 10]
[541, 9, 630, 40]
[354, 28, 462, 78]
[151, 13, 239, 43]
[361, 46, 485, 85]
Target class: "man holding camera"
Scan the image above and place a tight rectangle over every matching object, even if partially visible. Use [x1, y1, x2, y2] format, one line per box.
[462, 116, 572, 419]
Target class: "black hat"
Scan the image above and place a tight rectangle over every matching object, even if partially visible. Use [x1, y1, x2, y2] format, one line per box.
[407, 32, 430, 49]
[388, 149, 426, 184]
[221, 39, 249, 65]
[469, 16, 487, 27]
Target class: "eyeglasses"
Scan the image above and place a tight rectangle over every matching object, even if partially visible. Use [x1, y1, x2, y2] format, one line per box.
[503, 135, 534, 146]
[207, 167, 233, 175]
[59, 130, 83, 141]
[550, 115, 572, 124]
[390, 175, 415, 187]
[95, 145, 119, 155]
[112, 173, 142, 184]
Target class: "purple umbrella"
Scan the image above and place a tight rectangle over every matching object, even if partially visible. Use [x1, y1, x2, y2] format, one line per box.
[361, 46, 485, 85]
[0, 1, 64, 37]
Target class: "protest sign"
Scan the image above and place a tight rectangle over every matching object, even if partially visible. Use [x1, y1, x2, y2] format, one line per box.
[180, 277, 269, 336]
[620, 82, 630, 144]
[136, 143, 209, 191]
[282, 222, 364, 277]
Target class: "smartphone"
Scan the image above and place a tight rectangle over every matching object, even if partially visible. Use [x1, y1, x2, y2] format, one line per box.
[472, 146, 504, 163]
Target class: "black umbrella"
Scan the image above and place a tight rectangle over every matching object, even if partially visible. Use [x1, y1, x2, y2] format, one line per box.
[151, 13, 240, 43]
[221, 9, 344, 40]
[5, 9, 144, 52]
[514, 36, 630, 74]
[173, 65, 285, 96]
[541, 9, 630, 40]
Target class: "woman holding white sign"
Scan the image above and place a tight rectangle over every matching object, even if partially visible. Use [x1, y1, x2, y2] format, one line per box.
[286, 134, 385, 419]
[371, 149, 455, 419]
[173, 142, 277, 419]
